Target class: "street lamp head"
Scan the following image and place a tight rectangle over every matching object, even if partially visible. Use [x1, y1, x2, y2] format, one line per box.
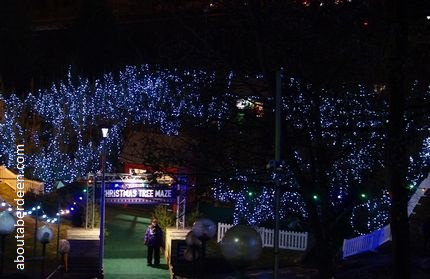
[192, 218, 216, 241]
[0, 211, 15, 235]
[37, 225, 54, 244]
[101, 128, 109, 138]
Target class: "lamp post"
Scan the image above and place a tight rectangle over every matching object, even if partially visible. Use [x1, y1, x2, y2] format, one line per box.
[273, 70, 282, 279]
[0, 211, 15, 276]
[85, 172, 93, 229]
[98, 127, 109, 278]
[184, 231, 201, 278]
[37, 225, 53, 279]
[189, 218, 217, 278]
[192, 218, 216, 259]
[33, 204, 41, 256]
[58, 239, 70, 273]
[56, 204, 61, 260]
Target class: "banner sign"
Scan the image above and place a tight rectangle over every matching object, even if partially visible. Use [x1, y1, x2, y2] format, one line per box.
[104, 181, 176, 204]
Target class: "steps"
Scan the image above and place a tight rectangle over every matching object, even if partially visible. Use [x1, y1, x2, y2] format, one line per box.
[42, 228, 101, 278]
[409, 187, 430, 254]
[61, 240, 100, 279]
[67, 228, 100, 240]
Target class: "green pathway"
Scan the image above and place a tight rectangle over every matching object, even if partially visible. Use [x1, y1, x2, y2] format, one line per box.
[104, 206, 170, 279]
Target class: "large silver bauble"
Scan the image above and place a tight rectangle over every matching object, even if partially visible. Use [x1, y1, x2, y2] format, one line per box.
[220, 225, 263, 267]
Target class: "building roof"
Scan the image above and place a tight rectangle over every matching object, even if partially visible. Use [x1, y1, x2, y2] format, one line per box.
[119, 131, 197, 171]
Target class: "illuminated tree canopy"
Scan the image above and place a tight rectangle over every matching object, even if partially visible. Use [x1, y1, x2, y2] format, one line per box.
[1, 67, 430, 237]
[210, 75, 430, 236]
[0, 65, 234, 191]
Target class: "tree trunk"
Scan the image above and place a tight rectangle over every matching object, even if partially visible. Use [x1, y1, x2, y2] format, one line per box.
[307, 200, 334, 279]
[384, 1, 410, 278]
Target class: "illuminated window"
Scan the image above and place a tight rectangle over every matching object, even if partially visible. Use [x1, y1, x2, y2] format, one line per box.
[236, 99, 264, 117]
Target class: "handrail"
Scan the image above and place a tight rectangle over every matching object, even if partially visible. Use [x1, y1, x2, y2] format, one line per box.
[45, 264, 63, 279]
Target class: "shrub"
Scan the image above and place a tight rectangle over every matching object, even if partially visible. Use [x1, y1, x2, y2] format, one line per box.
[153, 204, 175, 232]
[186, 206, 203, 227]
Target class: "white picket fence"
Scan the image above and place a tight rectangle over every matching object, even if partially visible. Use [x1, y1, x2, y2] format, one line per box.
[217, 222, 308, 251]
[342, 173, 430, 258]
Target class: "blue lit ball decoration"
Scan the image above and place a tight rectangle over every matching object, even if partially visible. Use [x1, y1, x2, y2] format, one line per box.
[192, 218, 217, 241]
[220, 225, 263, 268]
[0, 211, 15, 235]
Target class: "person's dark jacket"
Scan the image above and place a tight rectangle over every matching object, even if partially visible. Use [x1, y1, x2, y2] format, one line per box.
[144, 224, 163, 247]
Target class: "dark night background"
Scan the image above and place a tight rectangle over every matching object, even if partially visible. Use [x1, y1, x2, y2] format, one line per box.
[1, 1, 430, 279]
[0, 0, 428, 95]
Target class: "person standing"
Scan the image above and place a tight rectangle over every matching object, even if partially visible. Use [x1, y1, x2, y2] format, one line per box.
[144, 218, 163, 266]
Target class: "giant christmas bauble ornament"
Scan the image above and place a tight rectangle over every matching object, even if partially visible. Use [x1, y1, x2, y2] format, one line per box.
[220, 225, 263, 267]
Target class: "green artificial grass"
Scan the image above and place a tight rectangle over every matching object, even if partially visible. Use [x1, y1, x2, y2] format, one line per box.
[103, 205, 305, 278]
[103, 206, 170, 278]
[104, 258, 169, 279]
[2, 185, 305, 278]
